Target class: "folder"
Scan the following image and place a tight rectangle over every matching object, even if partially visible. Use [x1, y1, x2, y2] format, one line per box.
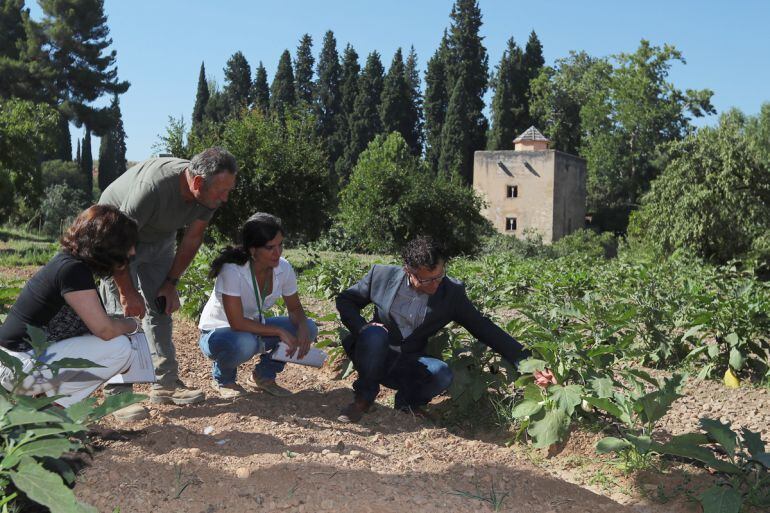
[270, 342, 327, 368]
[106, 333, 157, 384]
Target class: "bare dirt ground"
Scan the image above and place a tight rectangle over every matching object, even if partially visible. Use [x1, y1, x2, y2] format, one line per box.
[1, 266, 768, 513]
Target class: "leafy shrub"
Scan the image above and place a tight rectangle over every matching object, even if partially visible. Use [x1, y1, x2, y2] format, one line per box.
[41, 160, 87, 192]
[551, 229, 617, 259]
[40, 184, 88, 237]
[338, 132, 491, 257]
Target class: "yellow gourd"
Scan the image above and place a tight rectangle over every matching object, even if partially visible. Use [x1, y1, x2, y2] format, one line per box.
[723, 367, 740, 389]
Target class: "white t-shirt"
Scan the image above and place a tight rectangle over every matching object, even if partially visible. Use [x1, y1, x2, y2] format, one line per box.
[198, 257, 298, 331]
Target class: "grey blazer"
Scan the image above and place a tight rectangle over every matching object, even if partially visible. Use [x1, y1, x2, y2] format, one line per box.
[335, 264, 529, 365]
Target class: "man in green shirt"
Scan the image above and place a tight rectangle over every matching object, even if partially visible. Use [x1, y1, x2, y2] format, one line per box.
[99, 147, 238, 421]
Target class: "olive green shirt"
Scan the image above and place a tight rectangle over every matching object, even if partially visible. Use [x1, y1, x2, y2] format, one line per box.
[99, 157, 215, 243]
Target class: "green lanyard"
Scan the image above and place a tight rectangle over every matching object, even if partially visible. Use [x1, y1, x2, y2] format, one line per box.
[249, 265, 271, 322]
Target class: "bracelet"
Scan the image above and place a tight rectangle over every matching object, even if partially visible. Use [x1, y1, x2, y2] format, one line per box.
[127, 317, 141, 336]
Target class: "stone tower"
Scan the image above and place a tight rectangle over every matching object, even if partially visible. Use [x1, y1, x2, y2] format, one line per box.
[472, 126, 586, 243]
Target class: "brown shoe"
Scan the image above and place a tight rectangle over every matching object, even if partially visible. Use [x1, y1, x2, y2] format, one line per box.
[150, 380, 205, 405]
[248, 372, 293, 397]
[397, 404, 438, 422]
[337, 397, 373, 423]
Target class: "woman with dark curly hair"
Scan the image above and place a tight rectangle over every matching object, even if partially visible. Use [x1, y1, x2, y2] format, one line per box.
[0, 204, 142, 406]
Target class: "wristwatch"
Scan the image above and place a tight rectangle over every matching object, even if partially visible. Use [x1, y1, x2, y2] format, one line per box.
[165, 276, 180, 286]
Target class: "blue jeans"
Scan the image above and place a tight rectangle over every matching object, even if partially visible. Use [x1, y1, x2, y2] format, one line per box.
[198, 316, 318, 385]
[351, 325, 453, 409]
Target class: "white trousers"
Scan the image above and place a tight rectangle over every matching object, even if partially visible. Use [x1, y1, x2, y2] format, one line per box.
[0, 334, 134, 407]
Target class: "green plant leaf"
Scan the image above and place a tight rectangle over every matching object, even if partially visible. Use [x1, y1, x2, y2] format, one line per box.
[517, 358, 547, 373]
[549, 384, 583, 415]
[698, 485, 742, 513]
[528, 409, 570, 448]
[25, 325, 50, 356]
[740, 428, 766, 458]
[724, 333, 740, 347]
[588, 376, 614, 398]
[3, 408, 65, 428]
[2, 438, 77, 469]
[64, 398, 98, 423]
[728, 348, 745, 371]
[700, 418, 737, 459]
[749, 452, 770, 468]
[0, 349, 23, 379]
[511, 399, 542, 419]
[661, 439, 741, 474]
[88, 392, 146, 421]
[9, 457, 97, 513]
[625, 434, 652, 455]
[596, 436, 632, 454]
[523, 384, 544, 402]
[582, 397, 631, 425]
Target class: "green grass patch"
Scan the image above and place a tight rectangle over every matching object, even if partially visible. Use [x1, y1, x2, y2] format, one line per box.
[0, 226, 57, 267]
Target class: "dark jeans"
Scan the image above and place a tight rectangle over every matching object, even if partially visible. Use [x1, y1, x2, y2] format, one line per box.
[350, 325, 453, 408]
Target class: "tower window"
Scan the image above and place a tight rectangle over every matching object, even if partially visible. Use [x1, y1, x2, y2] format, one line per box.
[506, 185, 518, 198]
[505, 217, 517, 231]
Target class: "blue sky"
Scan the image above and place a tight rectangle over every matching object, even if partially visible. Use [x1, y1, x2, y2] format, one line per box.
[30, 0, 770, 161]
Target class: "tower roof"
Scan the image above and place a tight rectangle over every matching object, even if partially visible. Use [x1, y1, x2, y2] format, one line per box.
[513, 126, 549, 143]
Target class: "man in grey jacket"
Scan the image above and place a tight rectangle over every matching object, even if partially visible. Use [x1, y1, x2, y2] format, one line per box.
[335, 235, 533, 423]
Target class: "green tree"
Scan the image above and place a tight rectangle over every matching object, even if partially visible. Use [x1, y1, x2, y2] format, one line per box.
[80, 126, 93, 199]
[216, 109, 332, 242]
[338, 132, 489, 256]
[223, 51, 251, 116]
[294, 34, 314, 107]
[519, 30, 544, 129]
[424, 32, 449, 172]
[0, 0, 54, 101]
[334, 43, 359, 182]
[270, 49, 296, 115]
[487, 37, 525, 150]
[0, 98, 58, 220]
[582, 41, 714, 217]
[628, 114, 770, 263]
[42, 159, 86, 191]
[251, 61, 270, 114]
[38, 0, 130, 133]
[404, 46, 423, 156]
[314, 30, 342, 183]
[191, 61, 209, 133]
[98, 93, 126, 190]
[340, 51, 384, 184]
[0, 0, 25, 61]
[54, 111, 71, 160]
[153, 115, 189, 159]
[529, 51, 611, 155]
[380, 48, 413, 150]
[443, 0, 488, 182]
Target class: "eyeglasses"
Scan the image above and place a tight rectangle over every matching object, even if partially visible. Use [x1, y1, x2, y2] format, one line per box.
[406, 268, 446, 285]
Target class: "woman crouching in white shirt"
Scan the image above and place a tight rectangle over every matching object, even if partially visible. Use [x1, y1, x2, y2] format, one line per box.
[198, 213, 317, 398]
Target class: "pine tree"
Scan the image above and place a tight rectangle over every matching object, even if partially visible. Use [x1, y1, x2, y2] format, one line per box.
[424, 32, 450, 172]
[191, 62, 209, 132]
[251, 61, 270, 113]
[38, 0, 130, 133]
[223, 51, 251, 116]
[334, 43, 360, 181]
[340, 51, 384, 183]
[0, 0, 26, 61]
[270, 49, 296, 114]
[404, 46, 424, 155]
[488, 37, 525, 150]
[314, 30, 342, 166]
[443, 0, 489, 182]
[80, 127, 93, 199]
[294, 34, 314, 106]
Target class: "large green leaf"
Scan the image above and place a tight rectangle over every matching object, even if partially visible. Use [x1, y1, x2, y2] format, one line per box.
[588, 376, 614, 398]
[582, 396, 631, 425]
[698, 485, 742, 513]
[3, 408, 66, 428]
[724, 333, 740, 347]
[750, 452, 770, 468]
[9, 457, 97, 513]
[700, 418, 737, 459]
[728, 348, 745, 371]
[2, 438, 77, 469]
[661, 439, 741, 474]
[517, 358, 547, 373]
[24, 325, 50, 356]
[0, 394, 13, 418]
[64, 398, 98, 424]
[596, 436, 632, 454]
[528, 409, 570, 448]
[741, 428, 766, 458]
[625, 433, 652, 455]
[549, 384, 583, 415]
[511, 399, 542, 419]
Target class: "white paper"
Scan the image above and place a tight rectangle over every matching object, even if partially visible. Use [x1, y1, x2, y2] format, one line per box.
[106, 333, 156, 384]
[270, 342, 327, 368]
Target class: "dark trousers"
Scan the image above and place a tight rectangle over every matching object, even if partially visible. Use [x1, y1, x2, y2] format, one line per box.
[348, 325, 453, 408]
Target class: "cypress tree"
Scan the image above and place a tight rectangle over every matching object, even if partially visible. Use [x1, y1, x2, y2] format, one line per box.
[76, 139, 81, 166]
[334, 43, 360, 181]
[98, 92, 126, 191]
[439, 72, 473, 180]
[314, 31, 342, 163]
[443, 0, 488, 183]
[80, 127, 93, 199]
[294, 34, 315, 106]
[38, 0, 130, 133]
[380, 49, 410, 145]
[55, 112, 72, 160]
[424, 32, 449, 172]
[270, 49, 296, 114]
[488, 37, 525, 150]
[223, 51, 251, 115]
[251, 61, 270, 113]
[521, 30, 545, 128]
[404, 46, 424, 155]
[191, 62, 209, 131]
[341, 51, 384, 183]
[98, 129, 115, 191]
